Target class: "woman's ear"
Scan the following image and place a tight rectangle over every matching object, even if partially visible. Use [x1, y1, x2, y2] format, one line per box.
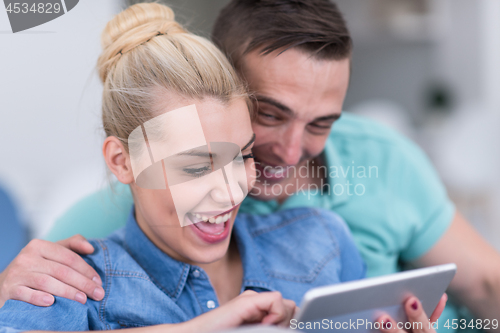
[103, 136, 134, 184]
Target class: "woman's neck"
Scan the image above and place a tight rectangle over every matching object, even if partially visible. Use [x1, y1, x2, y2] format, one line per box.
[133, 206, 243, 305]
[198, 236, 243, 305]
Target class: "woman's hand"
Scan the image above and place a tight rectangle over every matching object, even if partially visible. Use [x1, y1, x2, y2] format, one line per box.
[0, 235, 105, 308]
[186, 290, 298, 332]
[377, 294, 448, 333]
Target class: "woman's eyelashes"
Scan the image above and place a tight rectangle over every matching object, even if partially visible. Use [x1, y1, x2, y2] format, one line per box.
[182, 164, 212, 178]
[242, 152, 254, 160]
[182, 150, 253, 177]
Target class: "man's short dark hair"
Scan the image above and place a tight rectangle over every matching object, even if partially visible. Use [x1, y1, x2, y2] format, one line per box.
[212, 0, 352, 70]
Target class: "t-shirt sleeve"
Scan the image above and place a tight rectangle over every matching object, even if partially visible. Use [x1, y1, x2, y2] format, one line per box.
[392, 137, 455, 262]
[43, 182, 134, 241]
[0, 297, 100, 333]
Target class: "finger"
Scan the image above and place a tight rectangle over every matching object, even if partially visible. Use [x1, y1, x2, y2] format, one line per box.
[258, 292, 287, 325]
[8, 286, 55, 307]
[279, 299, 297, 326]
[26, 272, 92, 305]
[429, 294, 447, 323]
[377, 315, 400, 332]
[57, 235, 94, 255]
[45, 261, 105, 301]
[31, 240, 102, 285]
[292, 306, 301, 320]
[404, 297, 434, 333]
[240, 290, 258, 297]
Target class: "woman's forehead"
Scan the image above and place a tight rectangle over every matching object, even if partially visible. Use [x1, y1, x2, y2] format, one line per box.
[196, 98, 252, 145]
[150, 97, 252, 146]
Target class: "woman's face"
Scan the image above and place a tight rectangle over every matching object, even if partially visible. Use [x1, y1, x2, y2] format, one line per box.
[128, 97, 255, 265]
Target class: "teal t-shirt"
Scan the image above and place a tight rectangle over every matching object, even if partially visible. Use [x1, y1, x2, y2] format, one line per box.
[45, 113, 466, 331]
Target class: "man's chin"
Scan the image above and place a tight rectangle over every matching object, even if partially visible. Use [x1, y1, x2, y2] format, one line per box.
[249, 177, 290, 201]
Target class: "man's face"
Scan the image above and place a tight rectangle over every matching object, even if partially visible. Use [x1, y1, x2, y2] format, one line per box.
[240, 48, 350, 199]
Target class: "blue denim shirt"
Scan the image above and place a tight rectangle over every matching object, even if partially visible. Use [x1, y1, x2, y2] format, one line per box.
[0, 207, 365, 332]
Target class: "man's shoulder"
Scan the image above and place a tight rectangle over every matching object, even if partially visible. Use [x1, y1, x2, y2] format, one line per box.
[328, 113, 426, 166]
[331, 113, 412, 147]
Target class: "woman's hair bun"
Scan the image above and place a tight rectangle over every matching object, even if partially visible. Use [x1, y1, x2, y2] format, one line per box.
[98, 3, 186, 82]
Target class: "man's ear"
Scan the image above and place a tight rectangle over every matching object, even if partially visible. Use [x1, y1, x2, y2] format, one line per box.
[103, 136, 134, 184]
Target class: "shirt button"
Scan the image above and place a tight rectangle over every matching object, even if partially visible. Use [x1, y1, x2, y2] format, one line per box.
[192, 270, 200, 278]
[206, 300, 216, 309]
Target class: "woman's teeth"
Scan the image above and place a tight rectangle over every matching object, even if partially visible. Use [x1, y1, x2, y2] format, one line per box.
[194, 212, 232, 224]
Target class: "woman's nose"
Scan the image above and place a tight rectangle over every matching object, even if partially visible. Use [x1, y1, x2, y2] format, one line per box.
[210, 164, 247, 205]
[210, 181, 233, 205]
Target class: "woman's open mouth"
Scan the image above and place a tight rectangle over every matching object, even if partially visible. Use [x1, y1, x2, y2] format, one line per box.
[187, 207, 236, 243]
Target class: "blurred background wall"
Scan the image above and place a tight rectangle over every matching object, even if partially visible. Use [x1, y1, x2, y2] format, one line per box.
[1, 0, 499, 249]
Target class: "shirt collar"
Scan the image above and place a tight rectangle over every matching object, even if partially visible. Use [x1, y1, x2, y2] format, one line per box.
[124, 209, 275, 300]
[232, 221, 276, 292]
[123, 210, 190, 301]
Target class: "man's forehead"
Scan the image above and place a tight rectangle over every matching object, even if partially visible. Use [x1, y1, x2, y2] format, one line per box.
[242, 47, 350, 71]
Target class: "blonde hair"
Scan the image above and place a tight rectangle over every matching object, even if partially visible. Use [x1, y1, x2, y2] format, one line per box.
[97, 3, 248, 152]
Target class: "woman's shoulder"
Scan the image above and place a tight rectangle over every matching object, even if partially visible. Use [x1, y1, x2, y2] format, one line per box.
[235, 207, 364, 303]
[235, 207, 354, 279]
[84, 229, 151, 282]
[236, 207, 350, 239]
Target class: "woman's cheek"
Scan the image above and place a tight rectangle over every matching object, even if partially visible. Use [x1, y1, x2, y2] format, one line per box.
[246, 161, 257, 190]
[169, 179, 213, 218]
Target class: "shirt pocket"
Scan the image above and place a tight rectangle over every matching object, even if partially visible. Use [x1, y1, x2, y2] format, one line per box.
[251, 211, 340, 283]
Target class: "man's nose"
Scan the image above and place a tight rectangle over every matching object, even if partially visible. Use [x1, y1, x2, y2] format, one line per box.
[273, 125, 303, 166]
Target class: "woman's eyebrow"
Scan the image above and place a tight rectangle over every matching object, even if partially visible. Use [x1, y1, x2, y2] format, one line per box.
[241, 133, 256, 151]
[177, 148, 214, 158]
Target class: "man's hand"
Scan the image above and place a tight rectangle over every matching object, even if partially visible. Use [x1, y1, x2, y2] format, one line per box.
[188, 290, 298, 332]
[0, 235, 105, 308]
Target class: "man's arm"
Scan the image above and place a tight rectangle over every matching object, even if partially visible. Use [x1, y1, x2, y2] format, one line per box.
[412, 211, 500, 330]
[0, 183, 133, 308]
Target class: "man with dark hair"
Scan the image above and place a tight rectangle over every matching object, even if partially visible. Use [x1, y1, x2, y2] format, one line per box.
[210, 2, 500, 328]
[1, 0, 499, 330]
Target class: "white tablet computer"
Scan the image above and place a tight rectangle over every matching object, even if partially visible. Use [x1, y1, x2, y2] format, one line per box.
[293, 263, 456, 332]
